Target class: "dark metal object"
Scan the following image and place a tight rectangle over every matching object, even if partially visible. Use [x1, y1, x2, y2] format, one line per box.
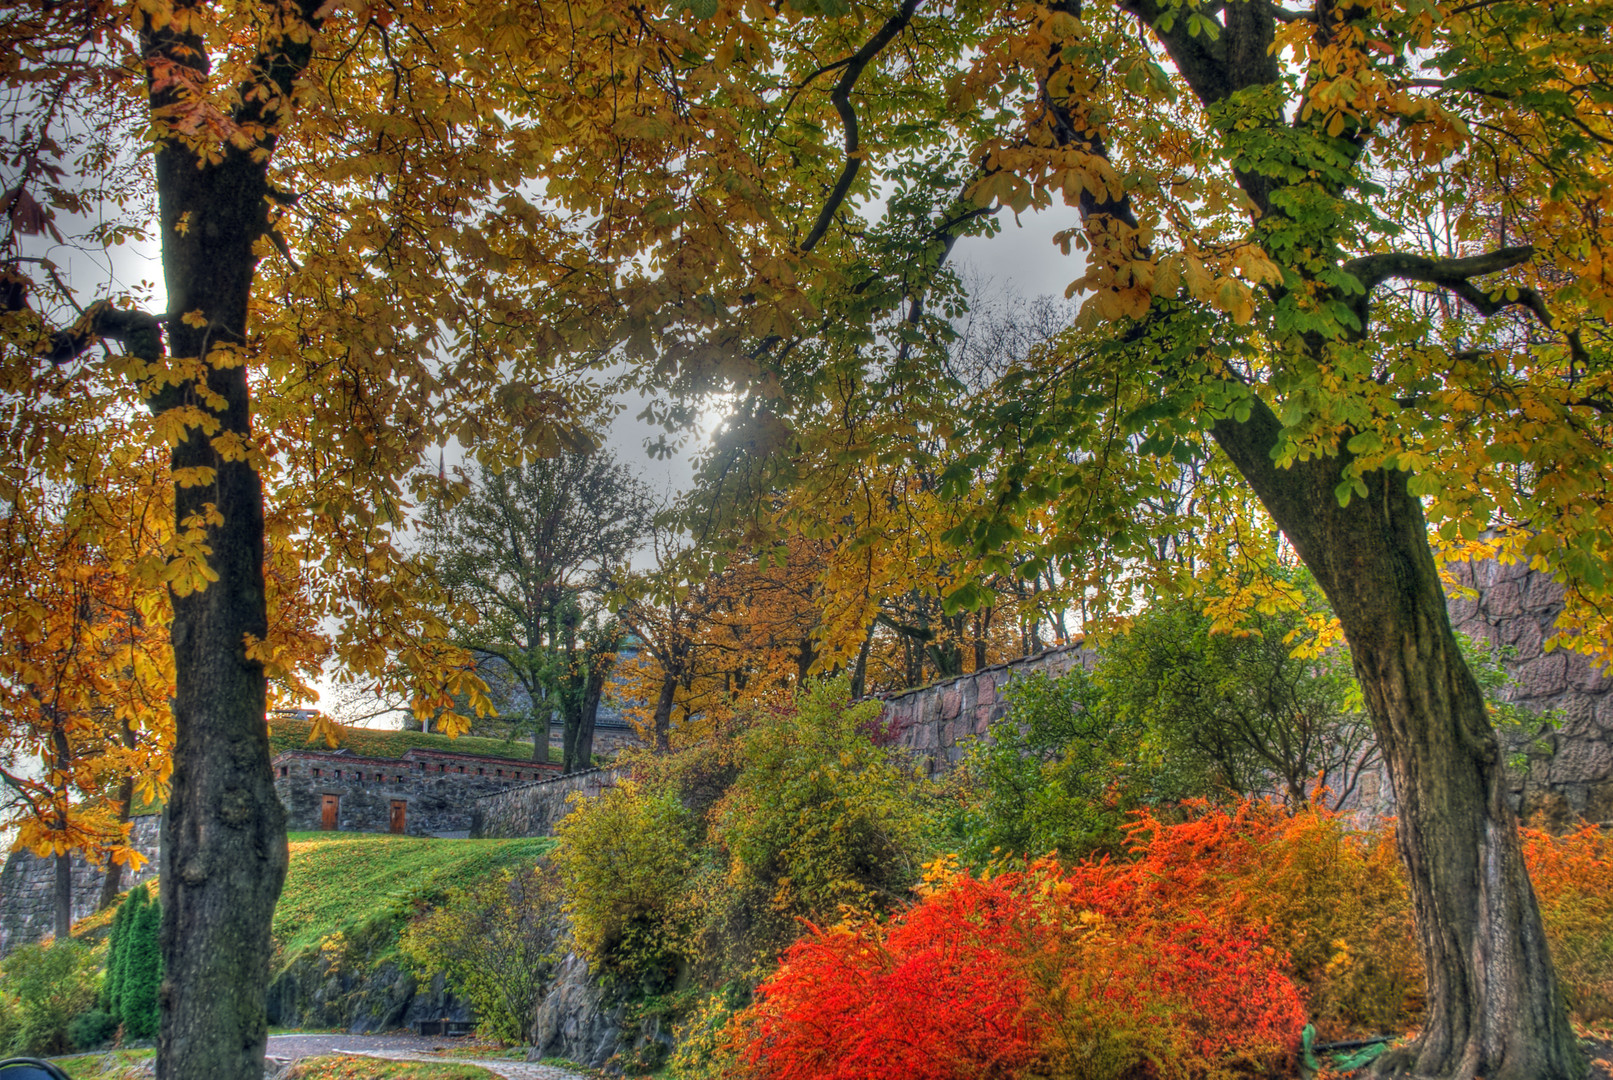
[0, 1060, 73, 1080]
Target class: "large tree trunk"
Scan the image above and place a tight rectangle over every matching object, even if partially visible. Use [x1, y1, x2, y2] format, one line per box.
[148, 55, 289, 1080]
[54, 853, 72, 942]
[51, 714, 71, 940]
[1214, 403, 1583, 1080]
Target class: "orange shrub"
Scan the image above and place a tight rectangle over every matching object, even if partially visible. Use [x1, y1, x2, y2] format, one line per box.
[1115, 801, 1422, 1038]
[735, 839, 1308, 1080]
[1523, 824, 1613, 1024]
[732, 801, 1613, 1080]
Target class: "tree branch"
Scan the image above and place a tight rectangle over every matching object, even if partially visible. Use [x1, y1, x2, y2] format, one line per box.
[799, 0, 923, 253]
[1344, 245, 1536, 294]
[7, 297, 167, 365]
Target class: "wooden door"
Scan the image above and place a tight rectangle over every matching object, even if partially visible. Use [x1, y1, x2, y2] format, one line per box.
[389, 800, 407, 834]
[321, 794, 339, 830]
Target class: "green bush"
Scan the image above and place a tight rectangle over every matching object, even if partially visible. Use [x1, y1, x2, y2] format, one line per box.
[949, 667, 1155, 867]
[101, 884, 161, 1042]
[67, 1008, 120, 1051]
[400, 865, 564, 1043]
[101, 881, 142, 1016]
[554, 678, 939, 995]
[704, 680, 935, 975]
[121, 894, 162, 1040]
[0, 938, 100, 1056]
[553, 778, 700, 991]
[1099, 589, 1370, 809]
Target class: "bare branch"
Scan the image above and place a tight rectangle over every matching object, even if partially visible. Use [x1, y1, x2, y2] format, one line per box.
[800, 0, 923, 254]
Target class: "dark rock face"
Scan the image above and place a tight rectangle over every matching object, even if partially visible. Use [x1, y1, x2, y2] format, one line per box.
[526, 949, 674, 1073]
[265, 930, 472, 1034]
[0, 813, 160, 958]
[528, 952, 623, 1068]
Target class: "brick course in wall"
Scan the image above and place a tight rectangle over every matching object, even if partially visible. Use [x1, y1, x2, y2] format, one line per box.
[0, 813, 160, 958]
[273, 747, 561, 836]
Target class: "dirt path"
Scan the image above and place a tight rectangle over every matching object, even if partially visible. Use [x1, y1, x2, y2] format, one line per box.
[263, 1034, 587, 1080]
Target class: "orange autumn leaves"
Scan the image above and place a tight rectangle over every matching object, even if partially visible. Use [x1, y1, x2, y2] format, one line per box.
[730, 802, 1613, 1080]
[736, 804, 1321, 1080]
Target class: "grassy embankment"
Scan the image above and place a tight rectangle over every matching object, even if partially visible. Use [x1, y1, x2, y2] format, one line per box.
[268, 716, 558, 765]
[274, 831, 553, 962]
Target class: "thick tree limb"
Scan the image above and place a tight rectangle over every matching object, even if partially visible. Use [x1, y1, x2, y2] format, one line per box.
[799, 0, 923, 254]
[1345, 245, 1535, 293]
[42, 302, 165, 364]
[0, 282, 165, 365]
[1343, 245, 1564, 336]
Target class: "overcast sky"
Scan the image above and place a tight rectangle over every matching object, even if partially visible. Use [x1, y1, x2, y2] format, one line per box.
[601, 205, 1083, 500]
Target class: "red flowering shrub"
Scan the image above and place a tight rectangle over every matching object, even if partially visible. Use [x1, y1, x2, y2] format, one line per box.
[1523, 824, 1613, 1023]
[733, 800, 1613, 1080]
[737, 875, 1047, 1080]
[1111, 801, 1422, 1038]
[735, 843, 1307, 1080]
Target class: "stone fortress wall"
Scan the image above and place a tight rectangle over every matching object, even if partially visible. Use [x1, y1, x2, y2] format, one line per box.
[0, 813, 160, 958]
[273, 746, 560, 836]
[470, 765, 626, 839]
[874, 644, 1097, 772]
[1446, 559, 1613, 826]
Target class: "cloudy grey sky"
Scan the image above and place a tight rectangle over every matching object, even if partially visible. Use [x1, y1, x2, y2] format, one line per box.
[601, 205, 1083, 500]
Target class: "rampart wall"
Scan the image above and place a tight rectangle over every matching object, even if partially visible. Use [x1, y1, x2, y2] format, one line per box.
[0, 813, 160, 958]
[470, 766, 626, 839]
[273, 747, 558, 837]
[875, 644, 1098, 772]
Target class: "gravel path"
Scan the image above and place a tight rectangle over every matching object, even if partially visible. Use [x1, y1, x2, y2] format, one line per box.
[263, 1034, 587, 1080]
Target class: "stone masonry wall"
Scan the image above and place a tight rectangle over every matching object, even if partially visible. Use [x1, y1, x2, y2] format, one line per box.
[877, 644, 1098, 773]
[274, 748, 559, 836]
[873, 561, 1613, 828]
[470, 766, 627, 839]
[1447, 559, 1613, 826]
[0, 813, 160, 958]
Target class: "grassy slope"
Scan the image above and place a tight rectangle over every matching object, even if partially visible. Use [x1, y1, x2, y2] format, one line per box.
[274, 832, 553, 961]
[75, 833, 554, 970]
[269, 717, 557, 765]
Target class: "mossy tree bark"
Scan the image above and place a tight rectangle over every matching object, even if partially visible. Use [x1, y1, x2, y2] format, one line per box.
[134, 1, 313, 1075]
[1214, 403, 1582, 1080]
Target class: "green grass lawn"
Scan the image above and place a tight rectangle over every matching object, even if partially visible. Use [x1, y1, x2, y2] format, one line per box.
[274, 832, 554, 959]
[53, 1049, 153, 1080]
[269, 717, 558, 765]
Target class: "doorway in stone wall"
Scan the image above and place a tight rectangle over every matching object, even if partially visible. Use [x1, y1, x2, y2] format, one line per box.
[321, 794, 339, 830]
[390, 800, 406, 834]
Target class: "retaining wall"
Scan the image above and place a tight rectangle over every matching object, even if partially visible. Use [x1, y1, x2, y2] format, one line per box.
[471, 766, 627, 839]
[877, 644, 1098, 772]
[0, 813, 160, 958]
